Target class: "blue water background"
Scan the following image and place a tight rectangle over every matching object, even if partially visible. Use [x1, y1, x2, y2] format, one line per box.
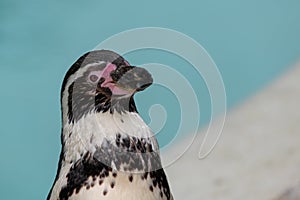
[0, 1, 300, 199]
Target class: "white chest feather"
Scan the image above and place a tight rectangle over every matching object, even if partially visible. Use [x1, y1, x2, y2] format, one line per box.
[63, 111, 158, 163]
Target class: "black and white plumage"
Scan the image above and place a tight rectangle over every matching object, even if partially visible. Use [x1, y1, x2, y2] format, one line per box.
[47, 50, 173, 200]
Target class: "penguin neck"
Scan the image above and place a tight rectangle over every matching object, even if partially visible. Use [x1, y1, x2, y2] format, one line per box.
[61, 111, 155, 165]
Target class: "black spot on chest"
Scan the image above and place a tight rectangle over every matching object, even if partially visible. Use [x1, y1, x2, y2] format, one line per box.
[148, 169, 172, 200]
[59, 152, 112, 199]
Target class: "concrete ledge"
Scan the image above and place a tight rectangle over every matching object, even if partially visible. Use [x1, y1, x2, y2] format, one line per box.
[164, 63, 300, 200]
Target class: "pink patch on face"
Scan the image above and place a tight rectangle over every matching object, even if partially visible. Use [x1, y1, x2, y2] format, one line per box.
[101, 63, 116, 79]
[100, 63, 131, 95]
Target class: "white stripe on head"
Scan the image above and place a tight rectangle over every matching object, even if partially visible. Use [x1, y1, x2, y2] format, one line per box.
[61, 61, 106, 125]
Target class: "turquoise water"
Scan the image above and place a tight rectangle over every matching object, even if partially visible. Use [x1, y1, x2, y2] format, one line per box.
[1, 0, 300, 199]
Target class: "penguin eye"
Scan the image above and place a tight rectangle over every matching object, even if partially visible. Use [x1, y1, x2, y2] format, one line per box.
[89, 74, 99, 82]
[88, 73, 100, 83]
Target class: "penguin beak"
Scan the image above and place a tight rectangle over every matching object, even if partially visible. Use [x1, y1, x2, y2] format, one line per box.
[110, 65, 153, 93]
[100, 64, 153, 96]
